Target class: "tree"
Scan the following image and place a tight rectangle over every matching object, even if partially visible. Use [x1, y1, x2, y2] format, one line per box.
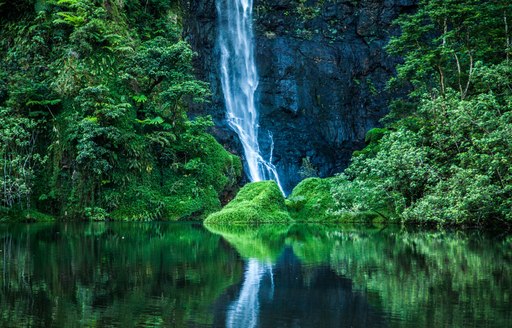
[388, 0, 511, 100]
[332, 1, 512, 226]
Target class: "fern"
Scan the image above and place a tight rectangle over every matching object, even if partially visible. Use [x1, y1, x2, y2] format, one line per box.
[136, 116, 164, 125]
[104, 45, 135, 54]
[132, 95, 148, 104]
[54, 12, 85, 27]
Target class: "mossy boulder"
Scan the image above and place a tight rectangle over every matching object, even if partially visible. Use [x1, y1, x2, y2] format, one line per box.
[286, 177, 339, 222]
[287, 177, 389, 223]
[204, 181, 292, 224]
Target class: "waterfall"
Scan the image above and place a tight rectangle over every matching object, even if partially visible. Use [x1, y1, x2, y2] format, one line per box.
[217, 0, 285, 194]
[226, 259, 273, 328]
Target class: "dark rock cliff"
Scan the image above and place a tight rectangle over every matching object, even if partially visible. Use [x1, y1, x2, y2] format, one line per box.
[182, 0, 417, 194]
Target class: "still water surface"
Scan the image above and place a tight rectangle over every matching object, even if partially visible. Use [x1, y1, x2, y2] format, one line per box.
[0, 223, 510, 327]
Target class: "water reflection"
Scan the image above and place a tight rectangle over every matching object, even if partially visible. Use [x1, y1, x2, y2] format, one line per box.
[0, 223, 510, 327]
[226, 259, 273, 328]
[219, 247, 386, 328]
[207, 224, 512, 328]
[0, 223, 243, 327]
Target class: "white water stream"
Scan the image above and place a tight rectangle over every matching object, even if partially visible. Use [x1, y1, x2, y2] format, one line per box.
[217, 0, 285, 194]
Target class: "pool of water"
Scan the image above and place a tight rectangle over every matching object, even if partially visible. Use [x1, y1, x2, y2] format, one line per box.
[0, 223, 510, 327]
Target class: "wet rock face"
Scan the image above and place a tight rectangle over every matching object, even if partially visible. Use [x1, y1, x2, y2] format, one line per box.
[182, 0, 417, 194]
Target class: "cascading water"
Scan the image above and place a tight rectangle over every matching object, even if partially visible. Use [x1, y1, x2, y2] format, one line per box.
[217, 0, 285, 194]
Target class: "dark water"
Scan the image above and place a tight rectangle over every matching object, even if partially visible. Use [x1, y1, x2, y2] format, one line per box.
[0, 223, 510, 327]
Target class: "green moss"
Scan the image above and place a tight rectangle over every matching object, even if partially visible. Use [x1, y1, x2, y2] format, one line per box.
[205, 181, 292, 225]
[286, 177, 339, 222]
[189, 133, 242, 194]
[163, 184, 221, 221]
[203, 177, 387, 225]
[108, 181, 220, 222]
[108, 133, 241, 221]
[287, 177, 390, 224]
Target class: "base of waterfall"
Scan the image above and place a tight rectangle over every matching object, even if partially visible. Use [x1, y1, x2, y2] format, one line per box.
[204, 181, 292, 225]
[205, 178, 386, 225]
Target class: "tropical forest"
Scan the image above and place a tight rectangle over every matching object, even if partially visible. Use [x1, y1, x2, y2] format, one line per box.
[0, 0, 511, 327]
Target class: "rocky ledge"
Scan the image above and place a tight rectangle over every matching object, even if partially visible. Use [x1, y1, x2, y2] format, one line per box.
[182, 0, 417, 194]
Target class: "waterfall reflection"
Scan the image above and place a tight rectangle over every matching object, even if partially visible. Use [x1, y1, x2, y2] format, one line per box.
[220, 247, 385, 328]
[226, 259, 272, 328]
[208, 224, 512, 328]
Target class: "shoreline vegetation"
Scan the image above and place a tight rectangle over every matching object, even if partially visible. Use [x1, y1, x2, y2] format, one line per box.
[1, 1, 511, 227]
[0, 0, 242, 223]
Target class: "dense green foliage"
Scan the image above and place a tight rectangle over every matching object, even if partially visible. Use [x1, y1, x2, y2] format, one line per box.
[204, 181, 292, 225]
[331, 0, 512, 226]
[286, 177, 380, 223]
[206, 178, 382, 225]
[286, 178, 337, 222]
[3, 0, 511, 226]
[0, 0, 241, 221]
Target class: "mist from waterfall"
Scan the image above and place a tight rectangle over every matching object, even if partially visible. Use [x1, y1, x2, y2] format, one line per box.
[217, 0, 285, 194]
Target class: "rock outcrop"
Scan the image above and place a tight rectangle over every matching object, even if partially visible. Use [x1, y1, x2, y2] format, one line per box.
[182, 0, 417, 194]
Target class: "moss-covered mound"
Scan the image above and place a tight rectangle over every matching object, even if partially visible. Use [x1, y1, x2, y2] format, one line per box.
[204, 177, 389, 225]
[285, 178, 340, 222]
[204, 181, 292, 225]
